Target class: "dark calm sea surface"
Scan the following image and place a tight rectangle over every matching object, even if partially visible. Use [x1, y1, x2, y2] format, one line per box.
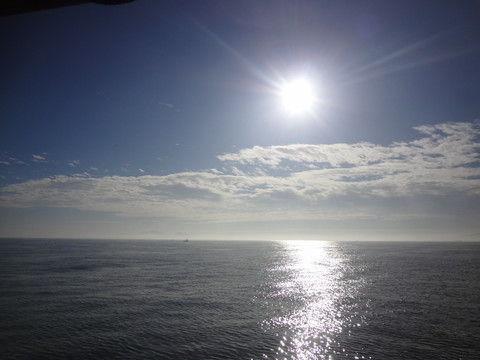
[1, 239, 479, 359]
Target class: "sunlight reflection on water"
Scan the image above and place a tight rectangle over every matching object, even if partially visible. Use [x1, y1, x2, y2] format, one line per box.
[261, 240, 367, 360]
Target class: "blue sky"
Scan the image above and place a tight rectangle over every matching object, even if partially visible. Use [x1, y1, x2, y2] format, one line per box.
[1, 0, 479, 240]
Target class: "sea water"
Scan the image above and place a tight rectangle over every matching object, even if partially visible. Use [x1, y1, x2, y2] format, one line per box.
[1, 239, 479, 359]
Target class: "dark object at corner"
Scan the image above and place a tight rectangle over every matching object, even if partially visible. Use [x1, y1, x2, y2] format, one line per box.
[1, 0, 135, 17]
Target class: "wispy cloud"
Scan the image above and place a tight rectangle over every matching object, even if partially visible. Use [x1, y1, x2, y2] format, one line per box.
[32, 154, 47, 163]
[1, 122, 479, 226]
[0, 154, 28, 166]
[159, 102, 180, 112]
[68, 160, 80, 168]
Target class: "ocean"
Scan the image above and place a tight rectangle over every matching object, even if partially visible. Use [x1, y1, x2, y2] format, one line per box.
[1, 239, 479, 359]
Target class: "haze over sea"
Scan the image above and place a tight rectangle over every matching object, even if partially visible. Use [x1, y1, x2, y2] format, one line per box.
[1, 239, 479, 359]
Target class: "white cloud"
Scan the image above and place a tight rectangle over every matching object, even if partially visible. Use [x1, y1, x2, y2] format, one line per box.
[0, 154, 28, 166]
[159, 102, 179, 111]
[1, 122, 479, 228]
[32, 154, 47, 162]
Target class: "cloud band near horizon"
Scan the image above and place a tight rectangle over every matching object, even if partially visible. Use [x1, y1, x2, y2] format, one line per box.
[1, 121, 479, 225]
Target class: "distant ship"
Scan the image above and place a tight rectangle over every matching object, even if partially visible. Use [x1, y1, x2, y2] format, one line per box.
[184, 239, 189, 242]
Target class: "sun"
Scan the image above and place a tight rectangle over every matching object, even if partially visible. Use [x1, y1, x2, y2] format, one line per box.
[279, 78, 315, 115]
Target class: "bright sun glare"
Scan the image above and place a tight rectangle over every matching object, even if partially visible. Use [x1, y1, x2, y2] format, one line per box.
[280, 78, 315, 115]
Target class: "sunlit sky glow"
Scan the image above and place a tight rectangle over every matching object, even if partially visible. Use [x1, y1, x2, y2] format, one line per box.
[1, 0, 479, 240]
